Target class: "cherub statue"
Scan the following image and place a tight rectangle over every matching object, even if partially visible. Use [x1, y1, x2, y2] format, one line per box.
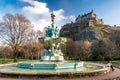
[54, 26, 59, 38]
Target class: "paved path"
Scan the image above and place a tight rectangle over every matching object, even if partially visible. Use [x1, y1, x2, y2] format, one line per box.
[0, 68, 120, 80]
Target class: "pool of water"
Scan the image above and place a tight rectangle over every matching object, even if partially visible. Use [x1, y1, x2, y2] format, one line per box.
[0, 61, 106, 75]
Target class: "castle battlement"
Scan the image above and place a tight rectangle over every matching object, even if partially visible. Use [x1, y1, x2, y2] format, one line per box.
[75, 10, 104, 26]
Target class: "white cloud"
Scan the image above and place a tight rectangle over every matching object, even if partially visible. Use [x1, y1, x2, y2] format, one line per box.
[21, 0, 75, 31]
[32, 19, 51, 31]
[0, 15, 2, 20]
[22, 0, 49, 15]
[0, 12, 4, 21]
[69, 15, 76, 21]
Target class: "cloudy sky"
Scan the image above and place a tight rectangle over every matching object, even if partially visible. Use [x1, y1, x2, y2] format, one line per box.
[0, 0, 120, 31]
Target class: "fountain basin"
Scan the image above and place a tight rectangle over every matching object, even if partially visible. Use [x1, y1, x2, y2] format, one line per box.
[18, 61, 84, 69]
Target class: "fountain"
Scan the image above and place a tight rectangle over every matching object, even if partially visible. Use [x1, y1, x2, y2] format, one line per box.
[0, 11, 109, 78]
[39, 11, 65, 61]
[18, 11, 84, 69]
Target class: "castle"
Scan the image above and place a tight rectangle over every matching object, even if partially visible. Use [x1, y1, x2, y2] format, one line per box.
[75, 10, 103, 26]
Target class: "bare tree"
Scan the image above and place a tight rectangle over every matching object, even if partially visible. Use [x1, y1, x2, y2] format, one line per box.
[25, 30, 44, 60]
[110, 31, 120, 50]
[25, 41, 43, 60]
[0, 46, 12, 58]
[75, 40, 91, 60]
[91, 38, 114, 61]
[0, 13, 33, 62]
[63, 38, 77, 59]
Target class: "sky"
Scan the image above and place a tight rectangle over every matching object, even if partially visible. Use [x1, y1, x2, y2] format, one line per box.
[0, 0, 120, 31]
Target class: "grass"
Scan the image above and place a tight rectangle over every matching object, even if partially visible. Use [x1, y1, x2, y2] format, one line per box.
[0, 58, 27, 64]
[112, 61, 120, 69]
[111, 77, 120, 80]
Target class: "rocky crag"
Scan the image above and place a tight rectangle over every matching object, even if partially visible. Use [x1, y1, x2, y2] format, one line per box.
[60, 10, 120, 41]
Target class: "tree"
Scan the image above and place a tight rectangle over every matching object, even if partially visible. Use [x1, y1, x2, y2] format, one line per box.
[0, 46, 12, 58]
[0, 13, 33, 62]
[109, 31, 120, 60]
[25, 41, 44, 60]
[66, 39, 76, 58]
[25, 30, 44, 60]
[61, 38, 74, 59]
[91, 38, 114, 61]
[75, 40, 91, 60]
[110, 31, 120, 50]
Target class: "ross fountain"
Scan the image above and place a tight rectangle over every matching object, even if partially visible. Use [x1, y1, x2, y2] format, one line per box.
[39, 11, 65, 61]
[0, 11, 109, 77]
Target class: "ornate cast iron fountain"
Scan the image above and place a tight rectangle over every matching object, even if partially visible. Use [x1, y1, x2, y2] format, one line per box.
[39, 11, 66, 61]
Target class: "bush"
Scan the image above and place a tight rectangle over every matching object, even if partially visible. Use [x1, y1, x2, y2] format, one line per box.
[112, 50, 120, 60]
[0, 58, 27, 64]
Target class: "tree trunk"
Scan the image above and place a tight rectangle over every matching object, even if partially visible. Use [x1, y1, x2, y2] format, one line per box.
[37, 51, 40, 60]
[102, 56, 105, 61]
[13, 51, 18, 62]
[37, 53, 39, 60]
[31, 53, 33, 60]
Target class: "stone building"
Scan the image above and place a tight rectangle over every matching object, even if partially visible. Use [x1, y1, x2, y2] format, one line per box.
[75, 10, 103, 26]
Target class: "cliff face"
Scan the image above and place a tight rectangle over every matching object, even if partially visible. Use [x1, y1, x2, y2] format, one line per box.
[76, 26, 103, 40]
[60, 11, 120, 41]
[60, 25, 104, 41]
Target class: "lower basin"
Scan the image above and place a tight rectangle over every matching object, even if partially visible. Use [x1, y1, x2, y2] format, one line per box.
[0, 61, 109, 77]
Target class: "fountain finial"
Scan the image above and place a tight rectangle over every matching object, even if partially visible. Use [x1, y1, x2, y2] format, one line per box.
[51, 10, 55, 28]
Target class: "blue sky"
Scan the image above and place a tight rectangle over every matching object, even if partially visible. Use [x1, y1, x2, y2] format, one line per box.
[0, 0, 120, 31]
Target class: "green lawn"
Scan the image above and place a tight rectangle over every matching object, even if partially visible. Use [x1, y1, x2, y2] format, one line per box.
[0, 58, 27, 64]
[112, 61, 120, 69]
[112, 77, 120, 80]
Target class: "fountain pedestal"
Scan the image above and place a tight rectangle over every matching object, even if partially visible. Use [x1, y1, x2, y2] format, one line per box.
[39, 37, 66, 62]
[40, 56, 64, 61]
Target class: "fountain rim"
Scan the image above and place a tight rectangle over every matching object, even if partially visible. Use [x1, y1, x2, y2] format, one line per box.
[0, 61, 109, 76]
